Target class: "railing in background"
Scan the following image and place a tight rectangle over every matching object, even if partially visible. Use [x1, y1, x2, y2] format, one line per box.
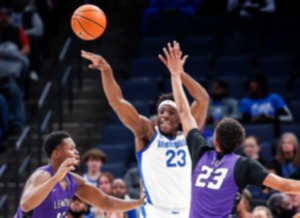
[0, 163, 8, 217]
[37, 82, 53, 166]
[15, 126, 31, 207]
[37, 110, 53, 166]
[58, 65, 74, 130]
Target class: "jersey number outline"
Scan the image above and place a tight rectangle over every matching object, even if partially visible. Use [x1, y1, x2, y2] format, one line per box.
[166, 149, 186, 167]
[195, 165, 228, 190]
[56, 212, 66, 218]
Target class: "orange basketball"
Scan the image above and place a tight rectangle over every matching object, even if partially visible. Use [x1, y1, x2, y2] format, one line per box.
[71, 4, 107, 40]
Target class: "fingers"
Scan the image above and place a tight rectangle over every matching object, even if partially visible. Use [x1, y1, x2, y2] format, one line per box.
[68, 166, 75, 171]
[163, 47, 171, 60]
[63, 158, 78, 167]
[158, 54, 167, 67]
[182, 55, 189, 65]
[89, 64, 99, 69]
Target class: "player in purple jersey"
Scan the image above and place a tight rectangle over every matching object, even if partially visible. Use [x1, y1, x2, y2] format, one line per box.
[162, 41, 300, 218]
[14, 131, 145, 218]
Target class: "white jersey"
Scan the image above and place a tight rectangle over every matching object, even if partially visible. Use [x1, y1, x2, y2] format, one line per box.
[136, 127, 192, 209]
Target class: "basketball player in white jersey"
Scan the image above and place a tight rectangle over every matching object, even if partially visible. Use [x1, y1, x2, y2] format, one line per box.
[81, 50, 209, 218]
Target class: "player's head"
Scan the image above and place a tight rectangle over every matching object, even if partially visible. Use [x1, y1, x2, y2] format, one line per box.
[276, 132, 300, 163]
[44, 131, 79, 165]
[83, 149, 106, 173]
[252, 206, 273, 218]
[156, 93, 180, 137]
[68, 196, 88, 218]
[98, 172, 114, 194]
[213, 118, 245, 154]
[111, 178, 127, 199]
[211, 79, 228, 101]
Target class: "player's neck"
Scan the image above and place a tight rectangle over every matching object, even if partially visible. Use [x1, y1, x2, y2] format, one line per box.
[49, 161, 61, 174]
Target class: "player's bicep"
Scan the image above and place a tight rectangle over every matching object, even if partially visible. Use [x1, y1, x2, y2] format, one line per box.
[21, 171, 51, 198]
[246, 158, 269, 186]
[262, 173, 285, 191]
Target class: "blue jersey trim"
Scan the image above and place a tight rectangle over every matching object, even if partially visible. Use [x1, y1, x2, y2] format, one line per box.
[141, 205, 147, 218]
[136, 131, 158, 155]
[136, 131, 158, 204]
[136, 151, 153, 204]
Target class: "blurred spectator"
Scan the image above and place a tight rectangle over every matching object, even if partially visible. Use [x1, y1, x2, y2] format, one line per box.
[237, 189, 252, 218]
[0, 5, 30, 85]
[240, 74, 293, 123]
[82, 149, 106, 186]
[242, 135, 267, 165]
[273, 133, 300, 178]
[267, 193, 296, 218]
[149, 114, 157, 129]
[98, 172, 114, 195]
[227, 0, 276, 16]
[207, 79, 241, 125]
[289, 194, 300, 214]
[0, 94, 9, 137]
[11, 0, 44, 81]
[124, 167, 140, 199]
[90, 172, 115, 218]
[252, 206, 273, 218]
[142, 0, 200, 32]
[67, 196, 89, 218]
[112, 178, 137, 218]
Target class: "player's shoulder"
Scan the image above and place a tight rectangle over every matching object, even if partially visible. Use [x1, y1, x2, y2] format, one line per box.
[235, 155, 261, 169]
[26, 169, 52, 186]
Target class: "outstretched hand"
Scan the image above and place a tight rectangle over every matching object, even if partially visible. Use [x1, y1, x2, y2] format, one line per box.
[158, 41, 188, 76]
[81, 50, 111, 72]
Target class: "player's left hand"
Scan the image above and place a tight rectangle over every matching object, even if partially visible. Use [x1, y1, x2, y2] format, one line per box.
[158, 41, 188, 76]
[81, 50, 112, 72]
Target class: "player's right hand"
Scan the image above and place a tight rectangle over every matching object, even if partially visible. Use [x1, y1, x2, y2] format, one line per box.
[81, 50, 111, 73]
[53, 158, 78, 182]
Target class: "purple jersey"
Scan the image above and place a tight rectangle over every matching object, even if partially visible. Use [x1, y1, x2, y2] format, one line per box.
[14, 165, 78, 218]
[190, 150, 240, 218]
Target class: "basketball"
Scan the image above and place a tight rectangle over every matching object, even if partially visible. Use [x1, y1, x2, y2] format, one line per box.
[71, 4, 107, 40]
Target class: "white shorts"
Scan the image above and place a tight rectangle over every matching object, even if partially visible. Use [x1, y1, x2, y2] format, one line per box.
[140, 203, 189, 218]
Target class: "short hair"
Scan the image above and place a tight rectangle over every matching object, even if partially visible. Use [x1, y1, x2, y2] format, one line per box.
[215, 118, 245, 154]
[267, 193, 286, 210]
[252, 206, 273, 218]
[83, 148, 106, 164]
[44, 131, 71, 158]
[156, 93, 174, 110]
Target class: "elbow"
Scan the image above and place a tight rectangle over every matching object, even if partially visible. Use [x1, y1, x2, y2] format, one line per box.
[20, 201, 31, 213]
[108, 98, 122, 110]
[203, 91, 209, 102]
